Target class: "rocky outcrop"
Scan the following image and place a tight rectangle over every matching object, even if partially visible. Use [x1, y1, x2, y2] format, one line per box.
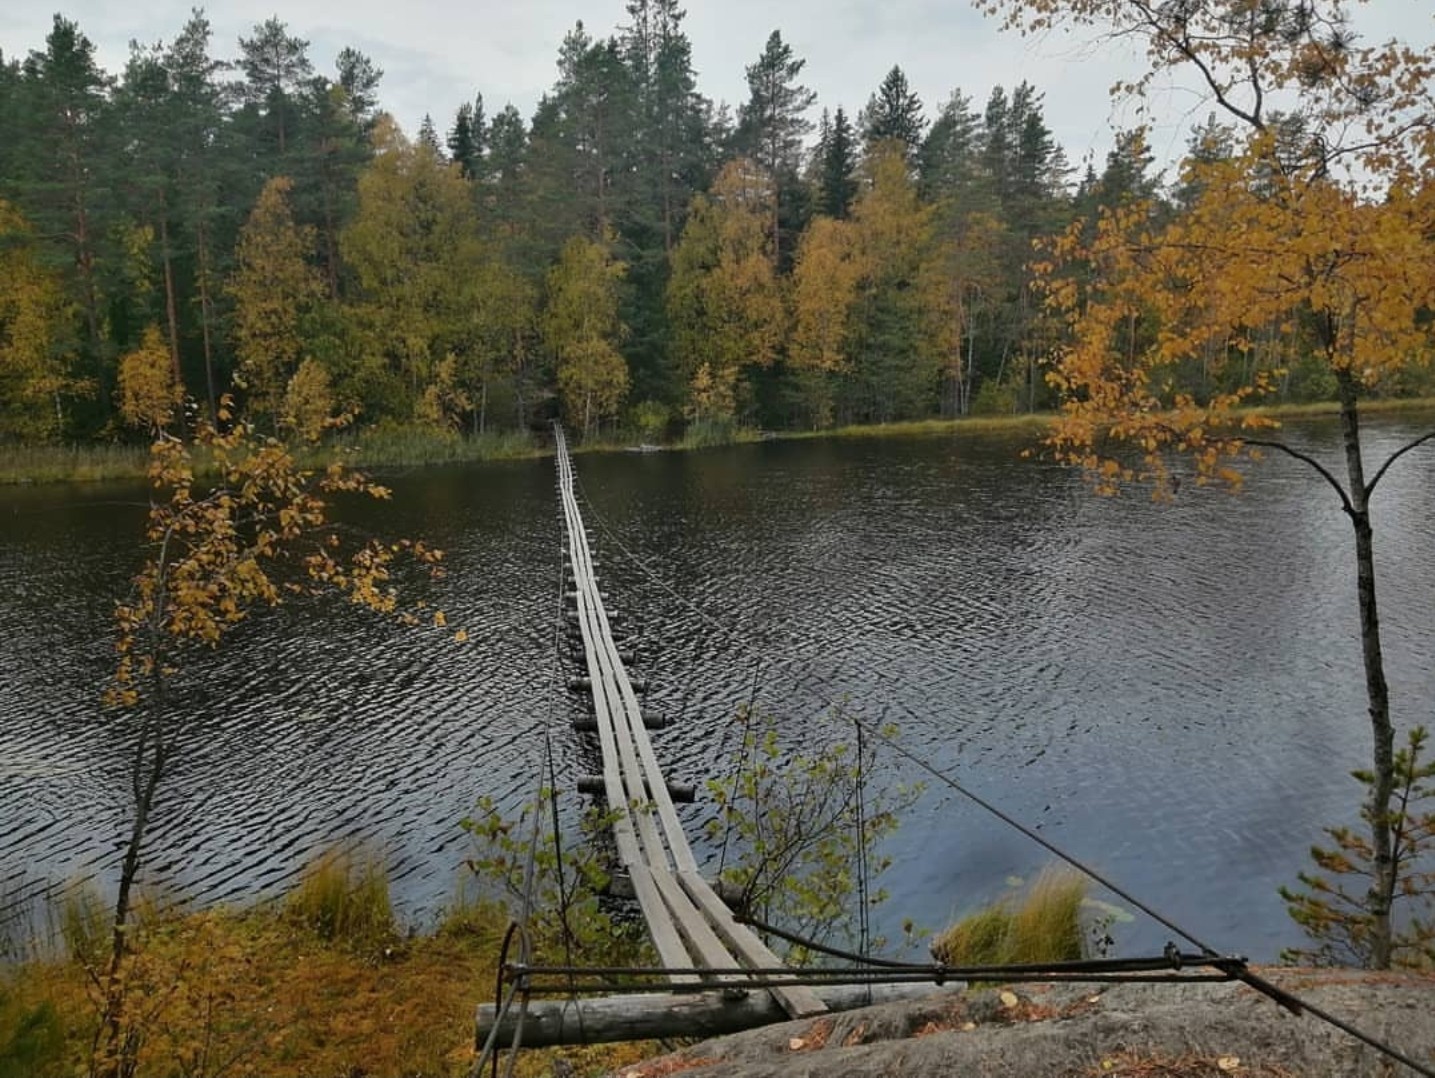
[608, 970, 1435, 1078]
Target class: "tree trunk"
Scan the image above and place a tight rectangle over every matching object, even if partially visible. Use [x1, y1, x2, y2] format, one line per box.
[197, 219, 219, 426]
[1335, 368, 1395, 969]
[158, 207, 183, 389]
[97, 707, 166, 1078]
[321, 174, 341, 301]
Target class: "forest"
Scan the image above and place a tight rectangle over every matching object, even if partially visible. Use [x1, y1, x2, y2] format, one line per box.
[0, 3, 1425, 448]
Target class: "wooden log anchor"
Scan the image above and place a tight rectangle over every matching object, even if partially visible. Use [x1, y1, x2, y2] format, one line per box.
[574, 711, 666, 732]
[577, 775, 696, 803]
[476, 983, 950, 1048]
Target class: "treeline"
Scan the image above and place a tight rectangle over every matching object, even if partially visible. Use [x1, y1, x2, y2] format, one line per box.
[0, 5, 1338, 446]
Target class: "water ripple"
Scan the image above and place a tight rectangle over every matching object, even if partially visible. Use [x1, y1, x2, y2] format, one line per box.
[4, 421, 1435, 957]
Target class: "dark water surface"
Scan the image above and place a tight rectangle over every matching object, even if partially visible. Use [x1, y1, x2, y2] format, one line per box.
[4, 418, 1434, 961]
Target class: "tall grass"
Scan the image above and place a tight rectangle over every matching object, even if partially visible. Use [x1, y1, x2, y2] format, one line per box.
[0, 444, 150, 485]
[55, 885, 108, 967]
[931, 868, 1088, 967]
[678, 418, 764, 449]
[284, 850, 395, 951]
[333, 424, 539, 468]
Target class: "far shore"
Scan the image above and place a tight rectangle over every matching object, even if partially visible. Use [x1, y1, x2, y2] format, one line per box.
[5, 396, 1435, 486]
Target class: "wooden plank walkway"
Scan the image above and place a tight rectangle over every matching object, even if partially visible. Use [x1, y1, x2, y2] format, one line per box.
[553, 427, 825, 1020]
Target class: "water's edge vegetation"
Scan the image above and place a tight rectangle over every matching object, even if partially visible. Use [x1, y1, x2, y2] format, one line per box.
[7, 396, 1435, 486]
[0, 852, 1090, 1078]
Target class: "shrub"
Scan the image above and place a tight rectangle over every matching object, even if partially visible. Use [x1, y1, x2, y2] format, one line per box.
[0, 991, 64, 1078]
[705, 708, 920, 964]
[1281, 725, 1435, 969]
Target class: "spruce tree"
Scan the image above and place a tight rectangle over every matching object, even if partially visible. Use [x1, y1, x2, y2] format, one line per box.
[417, 113, 444, 157]
[448, 103, 479, 178]
[818, 106, 858, 218]
[735, 30, 817, 266]
[862, 65, 925, 159]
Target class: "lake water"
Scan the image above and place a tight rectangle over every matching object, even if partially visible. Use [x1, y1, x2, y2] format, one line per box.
[4, 417, 1435, 962]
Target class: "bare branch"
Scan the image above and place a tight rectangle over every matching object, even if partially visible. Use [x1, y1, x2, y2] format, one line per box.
[1365, 429, 1435, 499]
[1242, 437, 1355, 517]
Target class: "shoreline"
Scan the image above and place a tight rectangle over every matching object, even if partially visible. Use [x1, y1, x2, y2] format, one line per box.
[5, 396, 1435, 486]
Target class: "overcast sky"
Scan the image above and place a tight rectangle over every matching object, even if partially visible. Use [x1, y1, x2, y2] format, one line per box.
[3, 1, 1431, 178]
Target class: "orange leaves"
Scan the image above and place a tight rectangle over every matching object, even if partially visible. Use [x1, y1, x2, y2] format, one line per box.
[108, 416, 444, 711]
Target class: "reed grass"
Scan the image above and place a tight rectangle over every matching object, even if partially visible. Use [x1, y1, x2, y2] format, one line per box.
[0, 444, 150, 485]
[931, 868, 1088, 967]
[284, 849, 395, 952]
[336, 424, 540, 468]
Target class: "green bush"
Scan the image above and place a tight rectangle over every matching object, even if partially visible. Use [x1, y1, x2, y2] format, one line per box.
[706, 708, 921, 964]
[628, 399, 671, 443]
[970, 380, 1019, 417]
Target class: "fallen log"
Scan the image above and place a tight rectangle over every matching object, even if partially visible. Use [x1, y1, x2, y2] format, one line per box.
[475, 982, 951, 1048]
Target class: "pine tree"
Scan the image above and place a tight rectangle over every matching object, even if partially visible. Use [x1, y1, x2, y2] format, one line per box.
[236, 17, 314, 156]
[335, 46, 383, 129]
[918, 90, 981, 203]
[18, 16, 112, 367]
[163, 12, 229, 422]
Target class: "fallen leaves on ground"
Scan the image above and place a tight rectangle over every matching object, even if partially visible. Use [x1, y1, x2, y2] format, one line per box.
[1082, 1049, 1298, 1077]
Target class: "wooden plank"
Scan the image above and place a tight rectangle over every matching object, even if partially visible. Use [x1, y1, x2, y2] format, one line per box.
[571, 591, 641, 867]
[648, 867, 746, 974]
[627, 863, 699, 983]
[613, 675, 699, 874]
[678, 872, 828, 1018]
[559, 424, 830, 1012]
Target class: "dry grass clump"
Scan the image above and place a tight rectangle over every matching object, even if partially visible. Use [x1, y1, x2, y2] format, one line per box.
[931, 868, 1087, 967]
[284, 848, 396, 952]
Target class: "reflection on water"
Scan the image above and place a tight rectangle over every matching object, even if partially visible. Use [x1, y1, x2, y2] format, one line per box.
[3, 417, 1435, 960]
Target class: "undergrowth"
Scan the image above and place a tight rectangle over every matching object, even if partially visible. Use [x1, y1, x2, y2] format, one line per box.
[0, 849, 653, 1078]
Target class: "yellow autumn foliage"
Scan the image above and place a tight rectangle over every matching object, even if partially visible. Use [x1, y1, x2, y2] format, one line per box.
[0, 199, 81, 441]
[117, 325, 182, 433]
[281, 357, 338, 443]
[543, 235, 629, 438]
[227, 177, 324, 428]
[668, 158, 785, 423]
